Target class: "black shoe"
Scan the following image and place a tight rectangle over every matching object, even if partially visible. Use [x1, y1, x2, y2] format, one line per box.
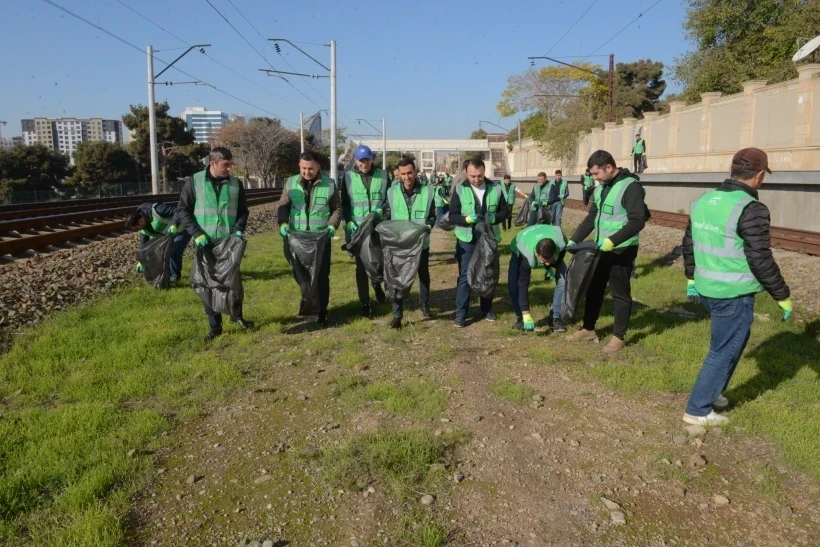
[485, 312, 497, 322]
[316, 315, 329, 327]
[388, 316, 402, 329]
[553, 320, 567, 333]
[360, 304, 371, 318]
[454, 316, 467, 328]
[546, 315, 555, 328]
[374, 285, 386, 304]
[169, 277, 179, 286]
[420, 304, 432, 319]
[512, 320, 523, 331]
[230, 317, 255, 329]
[204, 330, 222, 341]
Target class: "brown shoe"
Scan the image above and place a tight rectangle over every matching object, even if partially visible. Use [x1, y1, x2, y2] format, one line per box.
[602, 336, 626, 353]
[565, 329, 597, 342]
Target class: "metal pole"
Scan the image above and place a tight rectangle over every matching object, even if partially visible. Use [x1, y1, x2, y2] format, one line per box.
[329, 40, 337, 183]
[608, 53, 614, 123]
[518, 120, 522, 152]
[147, 45, 160, 195]
[382, 118, 386, 171]
[299, 112, 304, 153]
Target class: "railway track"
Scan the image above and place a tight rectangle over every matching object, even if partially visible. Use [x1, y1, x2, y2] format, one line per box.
[564, 199, 820, 256]
[0, 188, 282, 257]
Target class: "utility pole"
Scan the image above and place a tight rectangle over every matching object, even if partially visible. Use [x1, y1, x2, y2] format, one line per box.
[608, 54, 615, 123]
[147, 46, 160, 195]
[382, 118, 386, 171]
[299, 112, 304, 153]
[330, 40, 337, 184]
[518, 119, 522, 152]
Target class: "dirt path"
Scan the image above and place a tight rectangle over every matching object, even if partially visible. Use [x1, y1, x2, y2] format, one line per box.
[131, 224, 820, 546]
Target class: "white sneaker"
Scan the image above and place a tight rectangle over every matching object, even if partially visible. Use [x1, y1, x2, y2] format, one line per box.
[712, 394, 729, 409]
[682, 411, 728, 426]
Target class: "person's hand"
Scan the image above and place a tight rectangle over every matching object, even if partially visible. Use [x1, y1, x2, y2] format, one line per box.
[167, 225, 178, 236]
[279, 225, 289, 238]
[466, 214, 479, 225]
[566, 240, 576, 249]
[488, 213, 496, 224]
[135, 262, 143, 273]
[544, 267, 555, 281]
[346, 221, 358, 234]
[686, 280, 699, 303]
[777, 298, 793, 321]
[530, 202, 538, 211]
[522, 313, 535, 331]
[426, 225, 432, 233]
[372, 208, 383, 220]
[235, 231, 244, 239]
[195, 234, 209, 247]
[597, 238, 615, 252]
[326, 226, 336, 238]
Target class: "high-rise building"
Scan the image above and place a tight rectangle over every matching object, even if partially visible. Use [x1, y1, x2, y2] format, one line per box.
[180, 106, 230, 144]
[20, 117, 123, 162]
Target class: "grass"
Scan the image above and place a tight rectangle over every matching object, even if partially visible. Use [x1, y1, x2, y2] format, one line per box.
[336, 378, 448, 420]
[491, 377, 535, 404]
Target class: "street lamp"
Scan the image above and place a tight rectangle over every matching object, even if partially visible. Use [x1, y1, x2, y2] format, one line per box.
[357, 118, 386, 171]
[527, 54, 615, 122]
[478, 120, 511, 132]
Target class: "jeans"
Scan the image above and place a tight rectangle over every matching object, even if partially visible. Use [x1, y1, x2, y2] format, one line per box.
[508, 254, 566, 320]
[455, 239, 492, 319]
[392, 248, 430, 317]
[685, 295, 755, 417]
[582, 246, 637, 340]
[435, 205, 448, 228]
[551, 202, 564, 227]
[170, 231, 192, 281]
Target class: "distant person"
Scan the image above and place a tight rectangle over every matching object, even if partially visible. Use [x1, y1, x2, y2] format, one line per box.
[680, 148, 791, 426]
[125, 202, 191, 285]
[433, 176, 450, 227]
[527, 172, 558, 226]
[632, 133, 646, 173]
[565, 150, 647, 354]
[580, 167, 595, 206]
[551, 169, 569, 227]
[500, 174, 527, 231]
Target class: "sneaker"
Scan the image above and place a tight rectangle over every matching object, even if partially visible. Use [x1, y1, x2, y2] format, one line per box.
[388, 316, 402, 329]
[512, 320, 523, 331]
[420, 305, 432, 319]
[230, 317, 255, 329]
[204, 330, 222, 341]
[565, 328, 597, 342]
[553, 320, 567, 333]
[712, 394, 729, 409]
[602, 336, 626, 354]
[454, 316, 467, 328]
[484, 312, 497, 322]
[316, 315, 329, 328]
[374, 285, 386, 304]
[360, 304, 371, 318]
[546, 315, 555, 328]
[682, 411, 729, 426]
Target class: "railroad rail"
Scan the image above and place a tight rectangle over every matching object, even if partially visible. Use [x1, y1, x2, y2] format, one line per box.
[0, 188, 282, 257]
[564, 198, 820, 256]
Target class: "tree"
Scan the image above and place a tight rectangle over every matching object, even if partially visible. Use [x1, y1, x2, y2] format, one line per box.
[68, 141, 136, 185]
[0, 144, 72, 200]
[122, 102, 209, 186]
[609, 60, 667, 119]
[372, 151, 416, 173]
[216, 118, 300, 187]
[470, 127, 488, 140]
[672, 0, 820, 103]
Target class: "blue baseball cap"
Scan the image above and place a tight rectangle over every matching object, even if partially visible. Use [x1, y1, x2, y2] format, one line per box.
[354, 145, 373, 160]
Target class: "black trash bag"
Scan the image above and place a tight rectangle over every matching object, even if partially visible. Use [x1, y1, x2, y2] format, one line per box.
[466, 220, 500, 299]
[375, 220, 429, 301]
[437, 211, 455, 231]
[285, 230, 330, 316]
[514, 197, 531, 227]
[136, 234, 174, 289]
[190, 235, 247, 316]
[341, 213, 383, 283]
[560, 242, 600, 324]
[535, 204, 552, 225]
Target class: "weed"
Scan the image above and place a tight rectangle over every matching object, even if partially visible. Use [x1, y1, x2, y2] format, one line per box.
[360, 379, 447, 419]
[333, 374, 367, 396]
[393, 515, 449, 546]
[492, 377, 535, 404]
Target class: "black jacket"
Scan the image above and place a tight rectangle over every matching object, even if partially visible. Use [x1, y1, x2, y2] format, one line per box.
[449, 179, 511, 244]
[383, 180, 436, 227]
[137, 201, 180, 249]
[570, 169, 646, 253]
[682, 179, 790, 300]
[178, 169, 249, 239]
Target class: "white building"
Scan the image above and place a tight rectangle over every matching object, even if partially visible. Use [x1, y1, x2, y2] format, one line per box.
[20, 117, 123, 163]
[180, 106, 230, 144]
[1, 137, 18, 149]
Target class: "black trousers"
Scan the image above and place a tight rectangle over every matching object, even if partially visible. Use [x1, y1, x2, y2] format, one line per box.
[582, 246, 637, 340]
[317, 245, 331, 317]
[503, 214, 513, 230]
[355, 255, 381, 305]
[205, 302, 243, 333]
[392, 249, 430, 317]
[633, 154, 644, 173]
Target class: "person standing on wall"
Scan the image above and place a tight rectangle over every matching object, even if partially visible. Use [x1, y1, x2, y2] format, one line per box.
[680, 148, 791, 426]
[342, 145, 389, 317]
[551, 169, 569, 227]
[564, 150, 647, 353]
[580, 168, 596, 206]
[632, 133, 646, 174]
[177, 147, 254, 340]
[500, 174, 528, 231]
[449, 158, 510, 328]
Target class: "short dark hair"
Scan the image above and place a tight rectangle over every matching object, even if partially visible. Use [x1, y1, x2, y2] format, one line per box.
[730, 157, 759, 181]
[466, 158, 485, 170]
[398, 158, 416, 170]
[555, 169, 562, 175]
[462, 159, 470, 171]
[124, 211, 146, 231]
[299, 151, 320, 163]
[210, 146, 232, 163]
[537, 172, 547, 178]
[503, 174, 511, 180]
[588, 150, 616, 170]
[535, 238, 557, 261]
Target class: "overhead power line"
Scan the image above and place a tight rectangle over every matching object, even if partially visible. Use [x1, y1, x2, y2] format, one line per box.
[579, 0, 665, 62]
[543, 0, 600, 56]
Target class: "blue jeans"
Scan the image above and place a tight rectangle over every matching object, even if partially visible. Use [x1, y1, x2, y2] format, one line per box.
[685, 295, 755, 417]
[455, 239, 492, 319]
[170, 232, 192, 281]
[435, 205, 448, 227]
[507, 254, 566, 320]
[551, 202, 564, 227]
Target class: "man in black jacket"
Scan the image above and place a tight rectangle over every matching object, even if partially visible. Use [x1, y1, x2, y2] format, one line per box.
[527, 172, 558, 226]
[565, 150, 646, 353]
[125, 201, 191, 285]
[680, 148, 791, 426]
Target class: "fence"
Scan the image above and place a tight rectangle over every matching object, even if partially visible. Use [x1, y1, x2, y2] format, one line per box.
[1, 180, 187, 205]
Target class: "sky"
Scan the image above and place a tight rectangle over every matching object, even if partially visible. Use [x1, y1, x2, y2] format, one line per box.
[1, 0, 689, 141]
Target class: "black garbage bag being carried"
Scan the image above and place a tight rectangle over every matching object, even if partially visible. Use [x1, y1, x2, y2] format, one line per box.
[535, 204, 552, 225]
[136, 234, 174, 289]
[437, 211, 455, 231]
[190, 235, 247, 316]
[560, 242, 601, 324]
[513, 197, 531, 227]
[466, 220, 500, 299]
[341, 213, 383, 283]
[375, 220, 429, 301]
[285, 230, 330, 316]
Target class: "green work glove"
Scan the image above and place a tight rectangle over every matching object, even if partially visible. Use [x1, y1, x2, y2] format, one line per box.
[135, 262, 143, 273]
[372, 208, 383, 220]
[566, 240, 576, 249]
[777, 298, 793, 321]
[426, 225, 433, 233]
[279, 225, 289, 237]
[346, 221, 358, 234]
[167, 225, 178, 236]
[235, 231, 244, 239]
[530, 202, 538, 212]
[522, 312, 535, 331]
[443, 198, 449, 205]
[686, 280, 699, 302]
[488, 213, 496, 224]
[598, 238, 615, 252]
[466, 214, 479, 225]
[544, 267, 555, 281]
[326, 226, 336, 238]
[195, 234, 209, 247]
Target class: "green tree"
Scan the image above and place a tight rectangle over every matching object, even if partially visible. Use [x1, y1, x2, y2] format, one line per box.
[470, 127, 488, 140]
[373, 151, 416, 173]
[0, 144, 72, 200]
[68, 141, 136, 185]
[609, 59, 667, 119]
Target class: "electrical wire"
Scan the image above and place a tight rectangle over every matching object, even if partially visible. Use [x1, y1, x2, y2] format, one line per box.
[543, 0, 600, 56]
[579, 0, 664, 62]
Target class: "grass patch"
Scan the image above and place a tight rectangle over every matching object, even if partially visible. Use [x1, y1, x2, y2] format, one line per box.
[352, 379, 448, 419]
[492, 377, 535, 404]
[333, 374, 367, 397]
[392, 516, 449, 546]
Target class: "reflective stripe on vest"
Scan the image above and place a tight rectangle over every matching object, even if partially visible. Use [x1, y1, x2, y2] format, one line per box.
[388, 184, 434, 249]
[690, 189, 764, 298]
[140, 204, 173, 237]
[455, 182, 502, 243]
[346, 170, 386, 223]
[511, 224, 566, 269]
[192, 170, 239, 239]
[593, 177, 640, 248]
[287, 175, 335, 231]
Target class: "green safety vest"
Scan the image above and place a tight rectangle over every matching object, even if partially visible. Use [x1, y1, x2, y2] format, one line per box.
[286, 175, 336, 231]
[690, 189, 764, 299]
[192, 170, 240, 239]
[511, 224, 566, 270]
[582, 174, 595, 190]
[433, 185, 447, 207]
[556, 179, 568, 205]
[633, 139, 646, 154]
[592, 177, 641, 248]
[388, 183, 434, 249]
[501, 182, 517, 205]
[346, 169, 387, 223]
[455, 182, 502, 243]
[532, 182, 551, 205]
[140, 203, 174, 237]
